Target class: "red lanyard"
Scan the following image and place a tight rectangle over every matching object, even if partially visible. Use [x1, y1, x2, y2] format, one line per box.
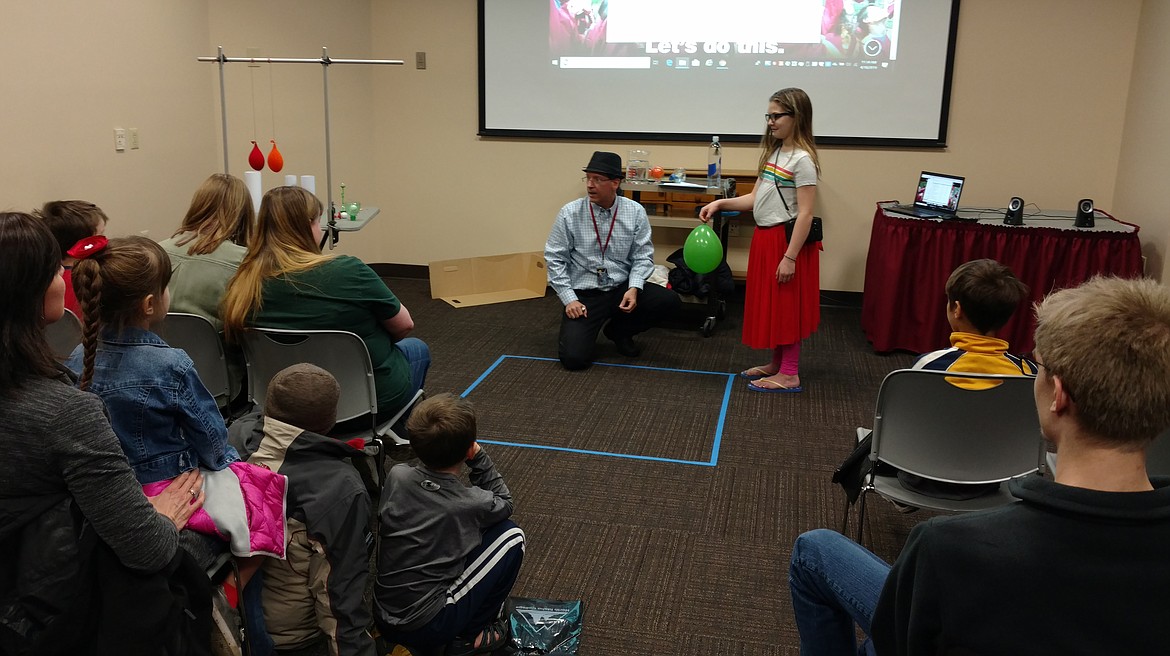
[588, 200, 618, 258]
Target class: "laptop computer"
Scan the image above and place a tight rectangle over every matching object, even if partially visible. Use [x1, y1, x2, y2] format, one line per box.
[889, 171, 965, 219]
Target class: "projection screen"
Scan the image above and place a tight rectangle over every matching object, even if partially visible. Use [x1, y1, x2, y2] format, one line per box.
[480, 0, 961, 146]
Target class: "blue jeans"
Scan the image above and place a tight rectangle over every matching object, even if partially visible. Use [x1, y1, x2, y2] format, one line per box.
[788, 529, 890, 656]
[243, 569, 274, 656]
[395, 337, 431, 397]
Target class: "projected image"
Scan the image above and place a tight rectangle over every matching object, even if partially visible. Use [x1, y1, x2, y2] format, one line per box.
[549, 0, 899, 69]
[822, 1, 896, 61]
[484, 0, 958, 143]
[549, 0, 639, 57]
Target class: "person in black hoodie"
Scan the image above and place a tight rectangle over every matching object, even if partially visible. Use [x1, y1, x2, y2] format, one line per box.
[789, 276, 1170, 655]
[229, 364, 376, 656]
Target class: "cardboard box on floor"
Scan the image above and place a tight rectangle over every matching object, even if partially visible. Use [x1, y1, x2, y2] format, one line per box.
[429, 252, 548, 308]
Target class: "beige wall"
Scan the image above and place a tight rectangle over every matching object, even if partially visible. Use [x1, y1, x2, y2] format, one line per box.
[3, 0, 1166, 291]
[1, 0, 215, 238]
[206, 0, 378, 220]
[1114, 0, 1170, 281]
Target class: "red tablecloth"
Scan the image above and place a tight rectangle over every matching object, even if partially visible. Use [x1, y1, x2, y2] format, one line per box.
[861, 203, 1144, 354]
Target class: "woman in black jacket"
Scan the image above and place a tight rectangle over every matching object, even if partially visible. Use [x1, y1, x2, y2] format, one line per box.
[0, 211, 208, 655]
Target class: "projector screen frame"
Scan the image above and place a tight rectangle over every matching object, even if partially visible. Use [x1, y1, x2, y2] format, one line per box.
[478, 0, 961, 148]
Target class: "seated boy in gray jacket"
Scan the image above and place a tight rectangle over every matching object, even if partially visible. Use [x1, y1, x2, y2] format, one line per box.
[374, 393, 525, 656]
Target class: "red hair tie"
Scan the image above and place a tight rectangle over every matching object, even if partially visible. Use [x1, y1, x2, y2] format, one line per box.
[67, 235, 109, 260]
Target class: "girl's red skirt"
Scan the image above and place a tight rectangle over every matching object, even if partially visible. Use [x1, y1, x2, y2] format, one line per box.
[742, 223, 821, 349]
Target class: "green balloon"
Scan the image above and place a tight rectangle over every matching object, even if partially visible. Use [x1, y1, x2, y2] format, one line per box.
[683, 224, 723, 274]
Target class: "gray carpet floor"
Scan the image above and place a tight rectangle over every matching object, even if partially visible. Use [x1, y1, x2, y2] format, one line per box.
[384, 277, 935, 655]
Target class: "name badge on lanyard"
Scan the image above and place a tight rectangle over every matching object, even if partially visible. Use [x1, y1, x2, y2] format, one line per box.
[589, 201, 617, 288]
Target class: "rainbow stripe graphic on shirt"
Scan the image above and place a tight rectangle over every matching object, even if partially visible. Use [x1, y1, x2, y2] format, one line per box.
[761, 160, 795, 187]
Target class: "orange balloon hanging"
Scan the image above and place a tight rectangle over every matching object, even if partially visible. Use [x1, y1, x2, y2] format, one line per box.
[248, 141, 265, 171]
[267, 140, 284, 173]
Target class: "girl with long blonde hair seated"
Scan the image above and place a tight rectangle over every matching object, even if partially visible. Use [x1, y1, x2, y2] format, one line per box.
[222, 186, 429, 423]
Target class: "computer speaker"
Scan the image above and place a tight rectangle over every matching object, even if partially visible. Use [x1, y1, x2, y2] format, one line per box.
[1004, 196, 1024, 225]
[1074, 198, 1095, 228]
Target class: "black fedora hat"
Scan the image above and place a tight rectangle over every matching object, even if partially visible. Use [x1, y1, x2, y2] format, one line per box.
[582, 151, 623, 180]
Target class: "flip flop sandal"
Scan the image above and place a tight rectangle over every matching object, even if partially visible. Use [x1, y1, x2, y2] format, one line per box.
[738, 366, 776, 380]
[748, 377, 803, 393]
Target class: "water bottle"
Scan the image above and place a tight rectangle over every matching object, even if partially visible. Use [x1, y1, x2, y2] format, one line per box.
[707, 136, 722, 190]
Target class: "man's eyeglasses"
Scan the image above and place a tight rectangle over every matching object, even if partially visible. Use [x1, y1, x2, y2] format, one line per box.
[582, 175, 616, 185]
[765, 112, 793, 123]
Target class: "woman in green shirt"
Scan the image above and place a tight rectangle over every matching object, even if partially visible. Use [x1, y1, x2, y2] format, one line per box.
[222, 186, 429, 420]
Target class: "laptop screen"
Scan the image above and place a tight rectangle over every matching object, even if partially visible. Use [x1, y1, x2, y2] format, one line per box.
[914, 171, 965, 211]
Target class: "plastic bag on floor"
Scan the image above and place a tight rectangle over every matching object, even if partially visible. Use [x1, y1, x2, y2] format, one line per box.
[507, 597, 583, 655]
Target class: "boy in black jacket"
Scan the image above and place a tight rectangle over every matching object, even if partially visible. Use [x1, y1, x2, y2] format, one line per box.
[229, 364, 376, 656]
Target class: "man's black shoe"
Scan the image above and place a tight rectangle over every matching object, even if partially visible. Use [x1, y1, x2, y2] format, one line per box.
[605, 328, 642, 357]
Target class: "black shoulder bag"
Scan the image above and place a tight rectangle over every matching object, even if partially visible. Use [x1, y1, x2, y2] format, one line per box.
[772, 157, 823, 244]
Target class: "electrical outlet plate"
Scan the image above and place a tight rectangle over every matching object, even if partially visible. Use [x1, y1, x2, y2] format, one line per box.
[415, 51, 426, 69]
[114, 128, 126, 152]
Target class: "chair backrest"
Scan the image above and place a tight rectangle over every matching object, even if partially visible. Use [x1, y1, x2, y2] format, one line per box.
[239, 327, 377, 424]
[156, 313, 232, 406]
[871, 369, 1043, 485]
[45, 308, 82, 360]
[1147, 428, 1170, 477]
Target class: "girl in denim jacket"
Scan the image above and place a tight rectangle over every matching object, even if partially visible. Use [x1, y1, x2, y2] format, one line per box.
[67, 235, 239, 483]
[66, 236, 287, 562]
[67, 236, 287, 652]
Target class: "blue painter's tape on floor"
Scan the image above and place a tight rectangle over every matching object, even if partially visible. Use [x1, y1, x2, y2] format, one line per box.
[461, 355, 734, 467]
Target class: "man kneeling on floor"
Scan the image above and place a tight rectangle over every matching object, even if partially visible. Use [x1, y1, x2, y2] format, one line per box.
[229, 364, 377, 656]
[790, 276, 1170, 655]
[374, 393, 525, 655]
[544, 150, 681, 370]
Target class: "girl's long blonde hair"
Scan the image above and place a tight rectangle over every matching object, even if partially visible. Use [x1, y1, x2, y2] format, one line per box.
[757, 87, 821, 176]
[173, 173, 255, 255]
[221, 186, 328, 341]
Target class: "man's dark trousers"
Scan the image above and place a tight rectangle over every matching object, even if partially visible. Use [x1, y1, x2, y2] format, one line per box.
[558, 282, 680, 370]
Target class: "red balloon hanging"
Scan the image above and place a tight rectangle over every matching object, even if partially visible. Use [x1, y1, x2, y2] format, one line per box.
[267, 140, 284, 172]
[248, 140, 265, 171]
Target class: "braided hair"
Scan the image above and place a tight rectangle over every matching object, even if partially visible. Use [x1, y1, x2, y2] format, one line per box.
[72, 236, 173, 390]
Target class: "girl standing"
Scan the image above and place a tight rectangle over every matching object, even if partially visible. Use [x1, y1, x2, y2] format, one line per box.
[700, 87, 822, 392]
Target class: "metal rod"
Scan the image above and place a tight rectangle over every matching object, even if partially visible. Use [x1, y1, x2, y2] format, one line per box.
[217, 46, 229, 173]
[197, 47, 402, 246]
[197, 56, 403, 65]
[322, 47, 334, 247]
